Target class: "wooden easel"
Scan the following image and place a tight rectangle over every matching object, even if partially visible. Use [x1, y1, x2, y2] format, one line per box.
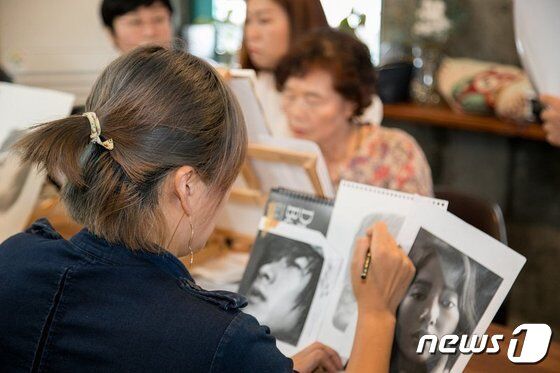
[229, 143, 326, 204]
[217, 143, 328, 252]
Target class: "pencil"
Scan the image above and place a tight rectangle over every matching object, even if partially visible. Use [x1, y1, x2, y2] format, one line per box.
[361, 249, 372, 279]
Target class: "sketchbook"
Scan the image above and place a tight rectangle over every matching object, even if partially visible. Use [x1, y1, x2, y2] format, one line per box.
[238, 181, 526, 372]
[263, 188, 334, 236]
[394, 203, 526, 372]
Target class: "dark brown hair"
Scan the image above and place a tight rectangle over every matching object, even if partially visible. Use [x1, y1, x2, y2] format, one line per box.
[14, 46, 247, 252]
[275, 28, 377, 118]
[239, 0, 329, 70]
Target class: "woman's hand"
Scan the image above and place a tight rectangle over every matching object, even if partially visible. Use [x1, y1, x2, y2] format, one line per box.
[291, 342, 343, 373]
[540, 94, 560, 147]
[351, 222, 415, 317]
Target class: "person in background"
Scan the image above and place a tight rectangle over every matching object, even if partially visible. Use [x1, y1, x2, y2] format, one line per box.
[101, 0, 174, 53]
[0, 45, 416, 373]
[240, 0, 383, 137]
[540, 95, 560, 147]
[276, 29, 433, 196]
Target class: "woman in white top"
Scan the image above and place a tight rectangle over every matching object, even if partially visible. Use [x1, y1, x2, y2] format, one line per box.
[240, 0, 383, 137]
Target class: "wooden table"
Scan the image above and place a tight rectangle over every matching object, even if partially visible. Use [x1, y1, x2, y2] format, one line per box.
[384, 102, 547, 141]
[467, 324, 560, 372]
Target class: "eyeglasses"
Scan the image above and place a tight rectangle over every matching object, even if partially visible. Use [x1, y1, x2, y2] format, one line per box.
[282, 91, 331, 111]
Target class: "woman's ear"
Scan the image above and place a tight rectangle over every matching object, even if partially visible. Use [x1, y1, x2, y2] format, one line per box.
[173, 165, 196, 216]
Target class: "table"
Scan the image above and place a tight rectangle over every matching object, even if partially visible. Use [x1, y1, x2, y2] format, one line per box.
[467, 324, 560, 372]
[383, 103, 546, 141]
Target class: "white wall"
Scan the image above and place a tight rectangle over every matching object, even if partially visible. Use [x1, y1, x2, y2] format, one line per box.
[320, 0, 382, 65]
[0, 0, 119, 104]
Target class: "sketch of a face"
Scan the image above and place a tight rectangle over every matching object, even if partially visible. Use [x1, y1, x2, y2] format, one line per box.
[396, 255, 461, 364]
[332, 213, 404, 332]
[245, 255, 313, 336]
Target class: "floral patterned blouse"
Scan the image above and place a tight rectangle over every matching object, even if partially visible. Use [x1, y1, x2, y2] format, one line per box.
[332, 126, 433, 196]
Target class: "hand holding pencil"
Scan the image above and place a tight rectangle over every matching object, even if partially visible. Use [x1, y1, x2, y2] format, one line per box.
[351, 222, 416, 316]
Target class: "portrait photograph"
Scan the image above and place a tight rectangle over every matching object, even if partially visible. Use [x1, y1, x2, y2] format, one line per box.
[391, 228, 503, 373]
[239, 231, 324, 346]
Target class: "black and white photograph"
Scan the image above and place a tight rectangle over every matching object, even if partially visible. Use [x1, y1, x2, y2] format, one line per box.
[396, 204, 526, 372]
[239, 231, 324, 346]
[391, 228, 502, 373]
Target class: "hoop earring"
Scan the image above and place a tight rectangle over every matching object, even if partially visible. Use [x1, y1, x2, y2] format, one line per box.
[187, 214, 195, 265]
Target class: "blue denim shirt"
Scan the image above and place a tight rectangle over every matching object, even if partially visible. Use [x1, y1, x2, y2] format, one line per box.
[0, 219, 293, 372]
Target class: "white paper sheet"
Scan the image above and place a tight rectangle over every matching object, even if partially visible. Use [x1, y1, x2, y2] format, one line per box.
[0, 83, 75, 242]
[0, 82, 75, 144]
[239, 220, 342, 357]
[228, 69, 272, 142]
[514, 0, 560, 96]
[319, 180, 448, 360]
[396, 204, 526, 373]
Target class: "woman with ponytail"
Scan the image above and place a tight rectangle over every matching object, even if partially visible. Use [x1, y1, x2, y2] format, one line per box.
[0, 46, 415, 372]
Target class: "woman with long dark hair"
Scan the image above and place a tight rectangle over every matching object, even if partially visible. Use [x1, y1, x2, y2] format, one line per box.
[241, 0, 383, 137]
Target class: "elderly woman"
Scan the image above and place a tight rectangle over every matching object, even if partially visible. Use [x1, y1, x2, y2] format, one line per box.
[241, 0, 383, 137]
[276, 29, 433, 196]
[0, 46, 415, 372]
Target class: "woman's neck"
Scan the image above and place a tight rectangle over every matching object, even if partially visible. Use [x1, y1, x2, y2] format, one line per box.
[320, 122, 356, 164]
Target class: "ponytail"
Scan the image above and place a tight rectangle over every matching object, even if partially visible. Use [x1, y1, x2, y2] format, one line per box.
[13, 115, 93, 187]
[9, 46, 246, 252]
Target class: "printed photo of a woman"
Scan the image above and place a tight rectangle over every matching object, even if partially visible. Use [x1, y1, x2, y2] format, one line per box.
[391, 228, 502, 373]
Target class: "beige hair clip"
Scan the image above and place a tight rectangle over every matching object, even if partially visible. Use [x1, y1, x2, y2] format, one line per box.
[83, 112, 114, 150]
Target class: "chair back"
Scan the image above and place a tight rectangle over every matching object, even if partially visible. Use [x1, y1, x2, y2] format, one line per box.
[435, 187, 508, 245]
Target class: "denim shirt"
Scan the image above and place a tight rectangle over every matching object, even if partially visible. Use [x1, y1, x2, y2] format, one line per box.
[0, 219, 293, 373]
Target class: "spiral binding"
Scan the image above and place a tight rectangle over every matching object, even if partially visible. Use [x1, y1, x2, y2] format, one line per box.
[270, 187, 334, 206]
[339, 180, 447, 208]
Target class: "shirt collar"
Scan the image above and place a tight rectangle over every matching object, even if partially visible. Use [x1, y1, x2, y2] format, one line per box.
[69, 228, 194, 282]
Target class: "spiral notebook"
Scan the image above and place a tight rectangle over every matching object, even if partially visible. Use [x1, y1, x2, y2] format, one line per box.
[263, 187, 334, 236]
[319, 181, 449, 359]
